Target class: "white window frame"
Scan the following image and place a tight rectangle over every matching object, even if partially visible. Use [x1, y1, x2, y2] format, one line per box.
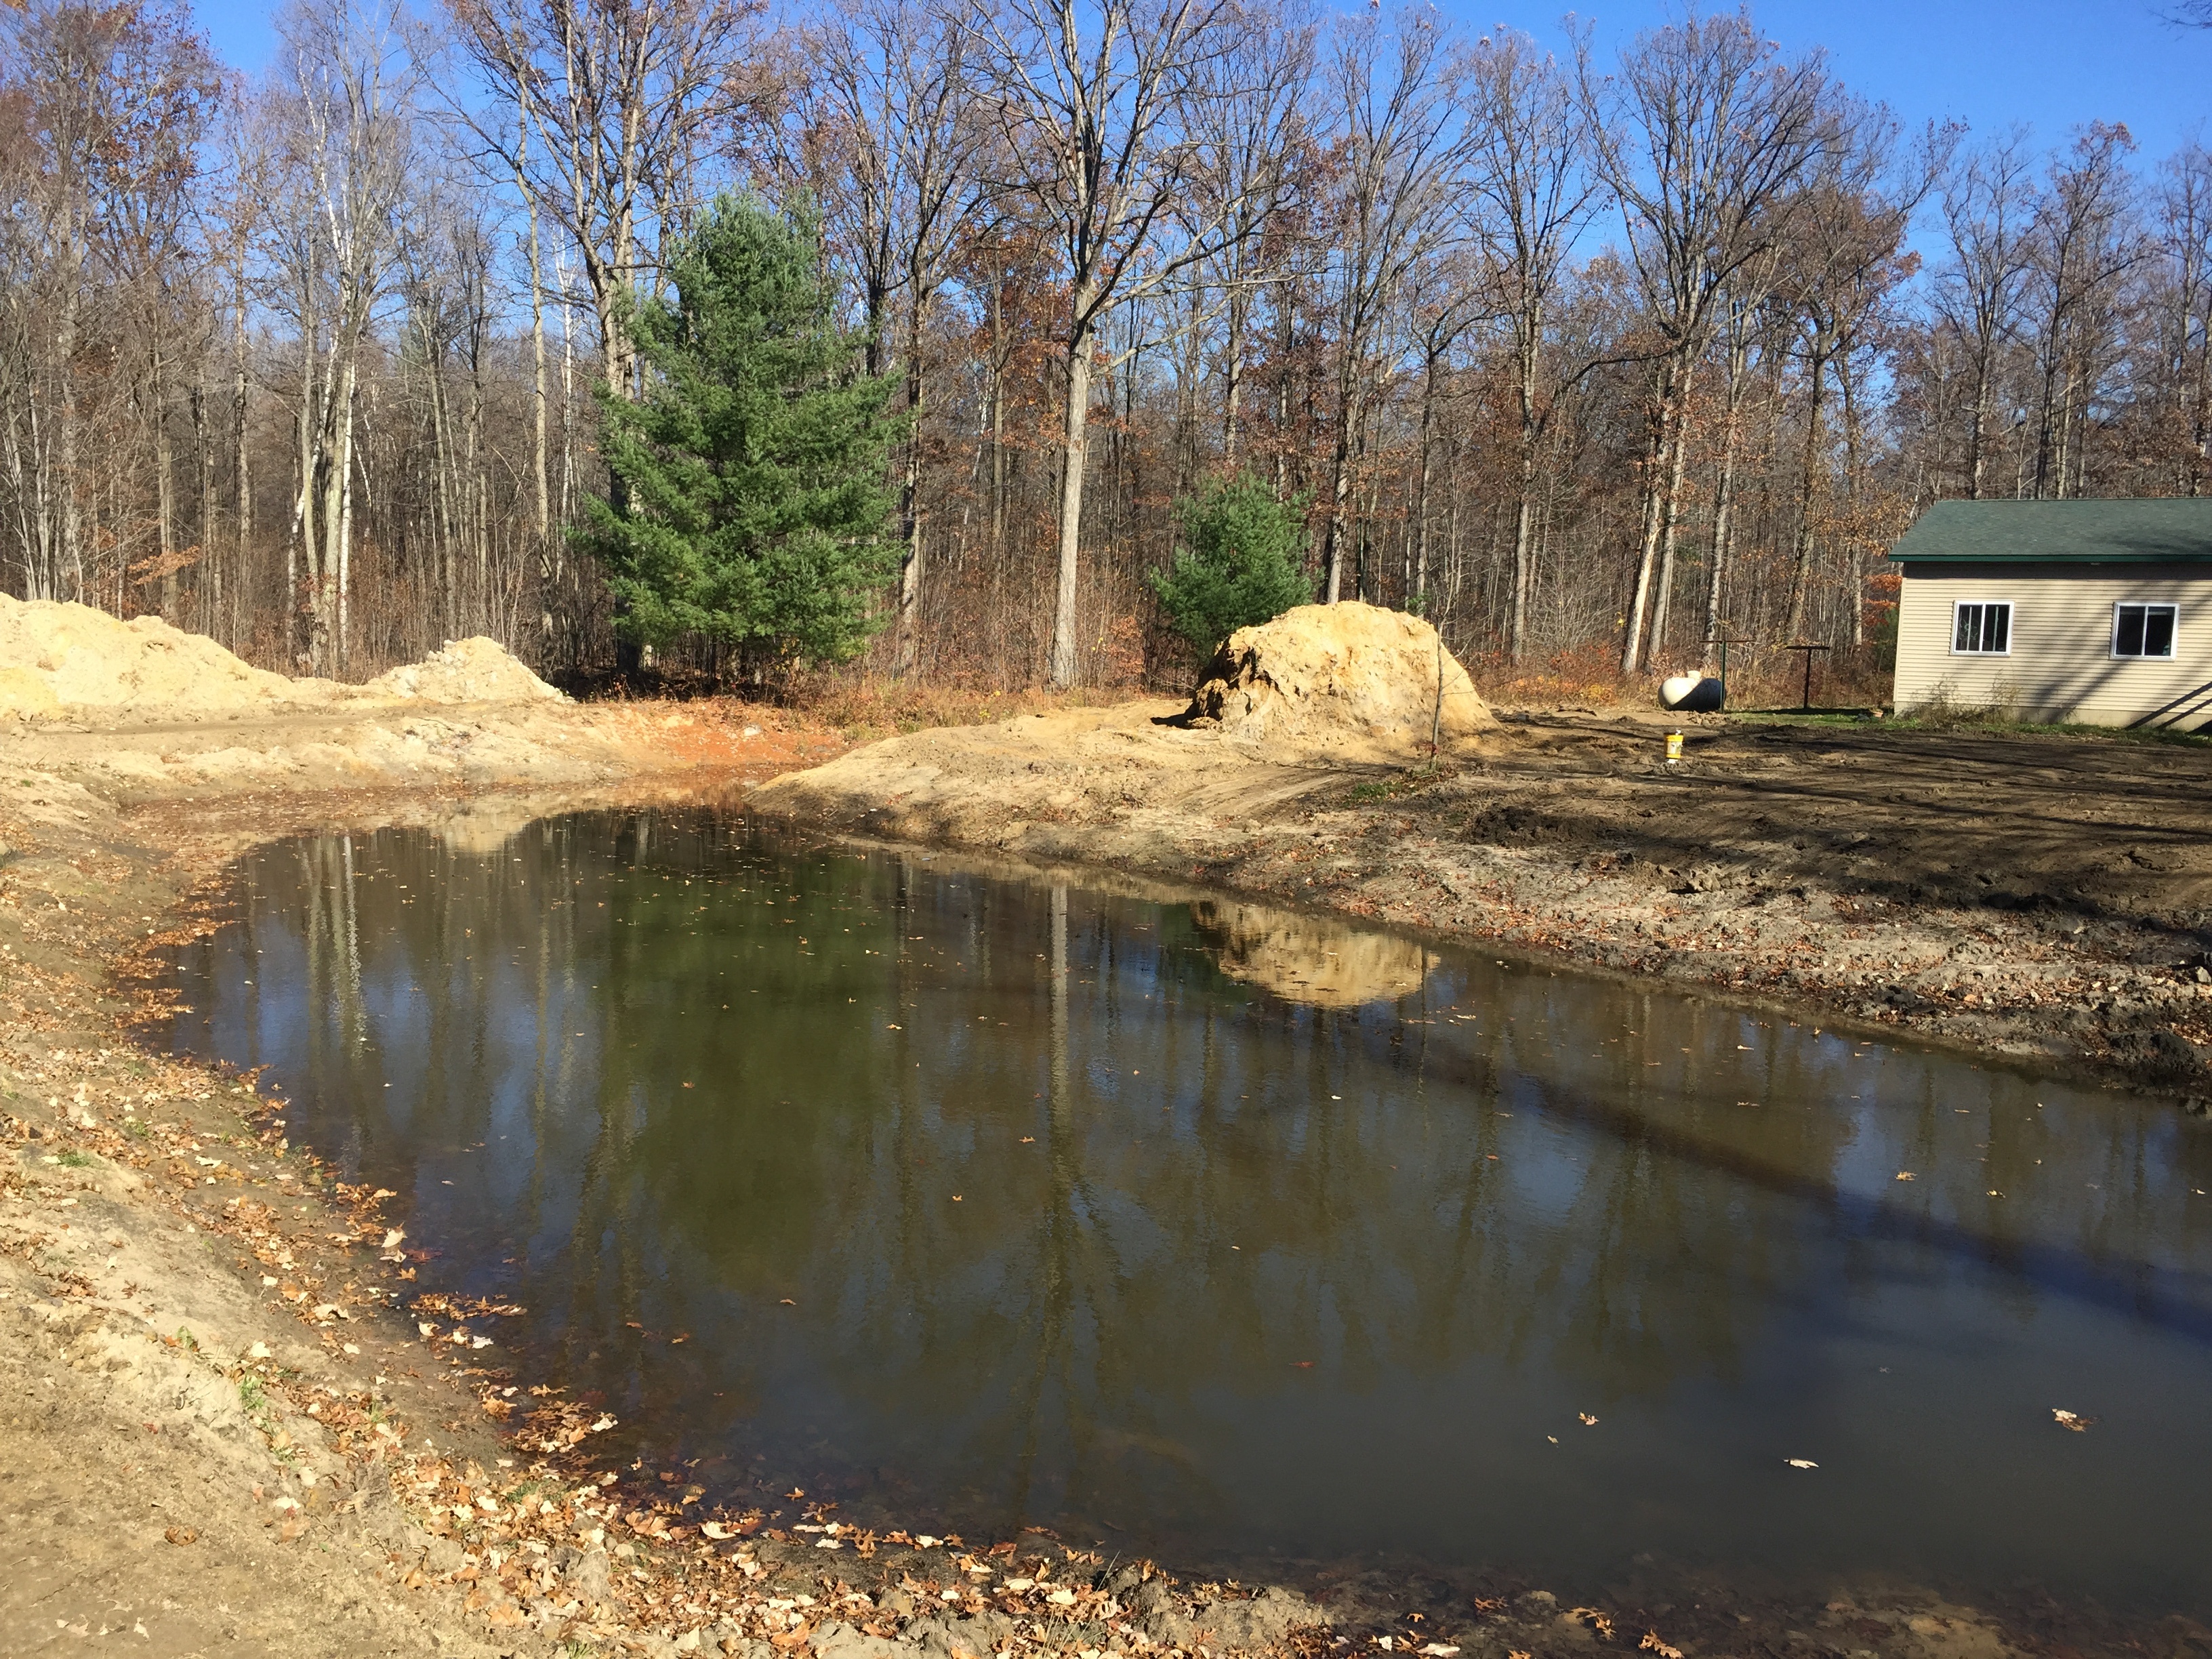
[2110, 600, 2178, 661]
[1949, 598, 2013, 656]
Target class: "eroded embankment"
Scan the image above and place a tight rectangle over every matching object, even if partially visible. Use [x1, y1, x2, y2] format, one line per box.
[750, 701, 2212, 1103]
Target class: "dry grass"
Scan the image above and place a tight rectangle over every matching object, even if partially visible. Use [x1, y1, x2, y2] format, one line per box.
[779, 676, 1149, 744]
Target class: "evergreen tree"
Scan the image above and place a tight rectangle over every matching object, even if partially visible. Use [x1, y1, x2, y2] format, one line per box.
[1147, 473, 1314, 653]
[581, 194, 901, 668]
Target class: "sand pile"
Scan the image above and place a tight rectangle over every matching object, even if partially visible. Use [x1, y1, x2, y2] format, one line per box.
[0, 594, 561, 720]
[363, 636, 564, 705]
[0, 594, 308, 718]
[1182, 600, 1494, 764]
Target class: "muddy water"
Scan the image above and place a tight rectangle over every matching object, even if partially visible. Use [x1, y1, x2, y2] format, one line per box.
[163, 810, 2212, 1616]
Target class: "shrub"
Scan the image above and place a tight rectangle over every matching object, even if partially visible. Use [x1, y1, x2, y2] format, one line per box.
[1147, 474, 1313, 654]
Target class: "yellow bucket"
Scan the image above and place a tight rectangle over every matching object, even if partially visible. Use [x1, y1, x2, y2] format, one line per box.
[1665, 731, 1684, 763]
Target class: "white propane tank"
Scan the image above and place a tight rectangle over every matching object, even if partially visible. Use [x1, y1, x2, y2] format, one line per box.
[1658, 674, 1725, 712]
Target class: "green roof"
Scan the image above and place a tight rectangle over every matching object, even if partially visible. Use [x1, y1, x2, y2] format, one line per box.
[1889, 498, 2212, 562]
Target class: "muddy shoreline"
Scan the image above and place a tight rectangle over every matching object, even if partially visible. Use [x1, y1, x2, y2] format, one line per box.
[750, 701, 2212, 1106]
[3, 700, 2210, 1656]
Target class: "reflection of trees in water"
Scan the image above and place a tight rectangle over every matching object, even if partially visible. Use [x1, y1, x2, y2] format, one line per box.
[167, 813, 2212, 1542]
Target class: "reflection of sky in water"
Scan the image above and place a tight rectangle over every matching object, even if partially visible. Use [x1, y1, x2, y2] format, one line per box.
[167, 813, 2212, 1618]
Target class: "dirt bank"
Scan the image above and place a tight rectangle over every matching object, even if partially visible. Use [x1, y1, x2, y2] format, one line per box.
[752, 701, 2212, 1101]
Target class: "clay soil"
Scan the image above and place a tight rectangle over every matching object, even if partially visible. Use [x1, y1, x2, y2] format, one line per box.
[3, 690, 2211, 1659]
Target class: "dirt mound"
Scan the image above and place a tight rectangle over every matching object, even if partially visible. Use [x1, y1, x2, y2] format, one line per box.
[0, 594, 311, 719]
[0, 594, 561, 720]
[363, 636, 563, 704]
[1183, 601, 1493, 764]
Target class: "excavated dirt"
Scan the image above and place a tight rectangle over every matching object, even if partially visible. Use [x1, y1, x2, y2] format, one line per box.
[1180, 600, 1495, 763]
[754, 705, 2212, 1101]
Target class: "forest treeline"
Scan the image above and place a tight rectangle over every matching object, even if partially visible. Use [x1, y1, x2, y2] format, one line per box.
[2, 0, 2205, 693]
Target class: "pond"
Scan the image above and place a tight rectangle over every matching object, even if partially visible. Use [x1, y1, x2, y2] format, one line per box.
[161, 809, 2212, 1618]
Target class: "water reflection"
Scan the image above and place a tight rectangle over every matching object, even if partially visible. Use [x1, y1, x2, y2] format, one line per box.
[164, 812, 2212, 1616]
[1187, 898, 1432, 1007]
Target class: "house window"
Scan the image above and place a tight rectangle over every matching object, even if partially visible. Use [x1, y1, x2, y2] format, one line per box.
[1952, 600, 2011, 655]
[2112, 602, 2177, 659]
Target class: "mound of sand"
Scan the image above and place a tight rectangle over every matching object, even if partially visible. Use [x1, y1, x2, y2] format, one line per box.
[1182, 600, 1493, 764]
[363, 636, 564, 705]
[0, 594, 562, 720]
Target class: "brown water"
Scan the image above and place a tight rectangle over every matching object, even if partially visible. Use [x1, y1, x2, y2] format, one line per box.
[162, 809, 2212, 1615]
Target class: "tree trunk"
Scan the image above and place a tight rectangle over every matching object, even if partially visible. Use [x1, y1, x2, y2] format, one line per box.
[1048, 305, 1096, 690]
[1411, 346, 1440, 611]
[1784, 350, 1828, 641]
[153, 352, 177, 621]
[1702, 329, 1750, 662]
[894, 283, 928, 678]
[1621, 354, 1688, 676]
[1223, 290, 1246, 468]
[1323, 389, 1356, 603]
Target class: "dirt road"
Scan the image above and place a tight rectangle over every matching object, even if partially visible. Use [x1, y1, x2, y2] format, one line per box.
[754, 702, 2212, 1099]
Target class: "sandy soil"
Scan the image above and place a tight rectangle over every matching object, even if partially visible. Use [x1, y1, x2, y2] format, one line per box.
[752, 701, 2212, 1101]
[1, 631, 2208, 1656]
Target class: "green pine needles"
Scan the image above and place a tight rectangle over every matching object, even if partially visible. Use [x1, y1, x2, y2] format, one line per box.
[581, 194, 902, 671]
[1147, 472, 1314, 654]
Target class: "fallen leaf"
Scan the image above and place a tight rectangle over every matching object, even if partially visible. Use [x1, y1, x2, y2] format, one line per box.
[1895, 1172, 1915, 1181]
[1578, 1413, 1598, 1426]
[1784, 1458, 1818, 1469]
[163, 1526, 198, 1546]
[2052, 1408, 2096, 1432]
[1420, 1646, 1461, 1656]
[1640, 1635, 1683, 1659]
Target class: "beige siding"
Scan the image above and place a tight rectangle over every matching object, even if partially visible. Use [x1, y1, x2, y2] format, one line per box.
[1892, 560, 2212, 728]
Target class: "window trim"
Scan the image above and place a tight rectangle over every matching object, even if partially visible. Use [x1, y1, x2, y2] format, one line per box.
[2110, 600, 2178, 661]
[1949, 598, 2013, 657]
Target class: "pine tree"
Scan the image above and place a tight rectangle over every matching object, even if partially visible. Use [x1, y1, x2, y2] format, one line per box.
[581, 194, 901, 670]
[1147, 473, 1315, 653]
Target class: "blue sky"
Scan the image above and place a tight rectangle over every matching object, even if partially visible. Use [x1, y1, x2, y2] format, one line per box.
[196, 0, 2207, 162]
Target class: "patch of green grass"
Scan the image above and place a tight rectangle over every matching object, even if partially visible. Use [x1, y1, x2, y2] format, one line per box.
[124, 1119, 149, 1141]
[239, 1373, 268, 1414]
[56, 1149, 91, 1168]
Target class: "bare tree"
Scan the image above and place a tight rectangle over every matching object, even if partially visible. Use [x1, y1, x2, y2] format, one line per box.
[1931, 129, 2036, 499]
[1464, 27, 1597, 660]
[1578, 7, 1842, 673]
[2153, 141, 2212, 493]
[2026, 123, 2144, 500]
[1313, 8, 1471, 605]
[273, 0, 417, 671]
[796, 0, 987, 676]
[967, 0, 1267, 686]
[445, 0, 765, 398]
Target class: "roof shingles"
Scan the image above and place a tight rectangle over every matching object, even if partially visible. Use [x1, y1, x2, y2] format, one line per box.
[1888, 499, 2212, 563]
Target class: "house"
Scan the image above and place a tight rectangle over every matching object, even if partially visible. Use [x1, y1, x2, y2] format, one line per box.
[1888, 498, 2212, 730]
